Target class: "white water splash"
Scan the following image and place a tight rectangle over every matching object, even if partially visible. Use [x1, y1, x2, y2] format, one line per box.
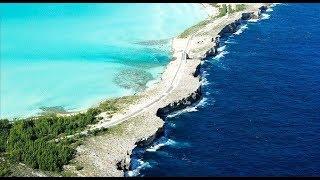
[217, 45, 226, 52]
[247, 18, 259, 23]
[225, 39, 237, 44]
[127, 159, 152, 177]
[146, 138, 177, 152]
[271, 3, 282, 7]
[167, 121, 176, 128]
[166, 97, 208, 118]
[234, 24, 248, 35]
[261, 13, 270, 20]
[266, 8, 273, 12]
[196, 97, 208, 108]
[213, 51, 229, 60]
[201, 77, 210, 86]
[167, 106, 198, 118]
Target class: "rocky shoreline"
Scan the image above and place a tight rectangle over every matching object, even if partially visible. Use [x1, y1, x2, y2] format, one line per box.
[65, 3, 272, 177]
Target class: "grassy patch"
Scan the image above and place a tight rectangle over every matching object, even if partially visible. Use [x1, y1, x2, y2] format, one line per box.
[75, 165, 83, 171]
[216, 4, 228, 18]
[61, 170, 77, 177]
[97, 95, 140, 114]
[0, 157, 12, 177]
[228, 4, 235, 14]
[178, 19, 211, 38]
[208, 3, 219, 8]
[177, 3, 248, 39]
[235, 4, 247, 12]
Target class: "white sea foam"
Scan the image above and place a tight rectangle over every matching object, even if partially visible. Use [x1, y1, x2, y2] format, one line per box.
[127, 159, 152, 177]
[217, 45, 226, 52]
[266, 8, 273, 12]
[196, 97, 208, 108]
[166, 97, 208, 118]
[202, 70, 209, 77]
[247, 18, 259, 23]
[213, 51, 229, 60]
[261, 13, 270, 20]
[201, 77, 210, 86]
[146, 138, 177, 152]
[271, 3, 282, 7]
[167, 106, 198, 118]
[168, 122, 176, 128]
[225, 39, 237, 44]
[234, 24, 248, 35]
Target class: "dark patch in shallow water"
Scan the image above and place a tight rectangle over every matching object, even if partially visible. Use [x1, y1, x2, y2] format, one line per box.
[113, 68, 154, 92]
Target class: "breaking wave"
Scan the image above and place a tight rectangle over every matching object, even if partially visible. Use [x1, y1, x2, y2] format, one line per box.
[234, 24, 248, 35]
[166, 97, 208, 118]
[217, 45, 226, 52]
[261, 13, 270, 20]
[213, 51, 229, 60]
[126, 159, 152, 177]
[146, 138, 177, 152]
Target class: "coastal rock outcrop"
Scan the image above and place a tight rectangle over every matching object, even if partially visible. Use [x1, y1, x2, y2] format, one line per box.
[201, 36, 220, 60]
[241, 12, 258, 20]
[193, 63, 201, 77]
[259, 5, 268, 12]
[116, 156, 131, 171]
[156, 86, 202, 119]
[218, 19, 242, 37]
[135, 126, 164, 147]
[258, 5, 268, 16]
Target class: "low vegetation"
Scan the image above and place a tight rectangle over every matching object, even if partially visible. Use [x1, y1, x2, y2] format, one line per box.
[178, 19, 211, 38]
[97, 95, 140, 114]
[0, 108, 100, 174]
[178, 3, 248, 38]
[0, 158, 12, 177]
[235, 4, 247, 12]
[0, 94, 141, 176]
[216, 4, 228, 18]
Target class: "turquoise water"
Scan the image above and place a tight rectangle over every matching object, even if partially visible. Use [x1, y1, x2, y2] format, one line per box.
[0, 3, 208, 119]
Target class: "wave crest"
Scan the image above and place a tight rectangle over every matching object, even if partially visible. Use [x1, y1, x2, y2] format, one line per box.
[234, 24, 248, 35]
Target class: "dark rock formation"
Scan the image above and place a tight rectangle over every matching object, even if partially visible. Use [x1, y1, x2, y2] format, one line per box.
[135, 126, 164, 147]
[241, 12, 259, 20]
[193, 63, 201, 77]
[258, 5, 268, 16]
[259, 5, 268, 12]
[156, 86, 202, 119]
[218, 19, 242, 37]
[186, 53, 191, 59]
[116, 156, 131, 171]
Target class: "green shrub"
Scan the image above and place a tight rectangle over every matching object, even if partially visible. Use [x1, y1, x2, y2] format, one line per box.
[0, 119, 11, 152]
[0, 106, 101, 172]
[178, 20, 210, 38]
[75, 165, 83, 171]
[235, 4, 247, 12]
[217, 4, 228, 18]
[0, 158, 12, 177]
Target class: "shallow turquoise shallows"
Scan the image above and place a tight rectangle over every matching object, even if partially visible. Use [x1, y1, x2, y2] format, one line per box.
[0, 3, 208, 119]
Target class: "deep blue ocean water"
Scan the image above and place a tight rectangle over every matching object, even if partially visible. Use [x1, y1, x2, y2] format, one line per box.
[129, 4, 320, 176]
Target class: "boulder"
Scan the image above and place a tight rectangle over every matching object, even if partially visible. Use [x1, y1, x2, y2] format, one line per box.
[259, 5, 268, 12]
[116, 157, 131, 171]
[241, 12, 254, 20]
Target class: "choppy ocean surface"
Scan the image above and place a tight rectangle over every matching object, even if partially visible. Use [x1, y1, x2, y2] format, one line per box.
[0, 3, 207, 118]
[129, 4, 320, 176]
